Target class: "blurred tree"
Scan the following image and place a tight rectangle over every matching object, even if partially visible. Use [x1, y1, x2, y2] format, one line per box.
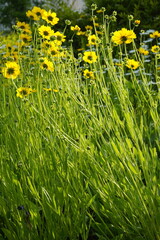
[83, 0, 160, 30]
[0, 0, 31, 30]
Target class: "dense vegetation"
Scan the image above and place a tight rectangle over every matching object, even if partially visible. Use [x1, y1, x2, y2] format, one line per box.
[0, 3, 160, 240]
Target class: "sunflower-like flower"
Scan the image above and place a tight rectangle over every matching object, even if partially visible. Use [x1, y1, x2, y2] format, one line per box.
[76, 31, 86, 36]
[150, 31, 160, 38]
[31, 6, 44, 19]
[111, 28, 136, 45]
[138, 47, 149, 55]
[43, 88, 59, 92]
[151, 45, 160, 53]
[134, 20, 140, 26]
[53, 31, 66, 45]
[16, 87, 35, 98]
[70, 25, 81, 31]
[126, 59, 140, 69]
[26, 10, 39, 21]
[85, 25, 93, 30]
[20, 34, 32, 45]
[83, 69, 95, 79]
[16, 21, 30, 31]
[40, 58, 54, 71]
[88, 34, 98, 45]
[42, 10, 59, 25]
[2, 61, 20, 79]
[48, 46, 60, 57]
[38, 25, 54, 40]
[83, 51, 98, 64]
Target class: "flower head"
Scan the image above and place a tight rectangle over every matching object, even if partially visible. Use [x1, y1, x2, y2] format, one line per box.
[32, 6, 44, 19]
[138, 47, 149, 55]
[126, 59, 140, 69]
[150, 31, 160, 38]
[70, 25, 81, 31]
[134, 20, 140, 26]
[16, 21, 30, 31]
[40, 58, 54, 71]
[111, 28, 136, 45]
[85, 25, 93, 30]
[2, 61, 20, 79]
[20, 34, 32, 45]
[53, 31, 66, 45]
[38, 25, 54, 40]
[42, 10, 59, 25]
[83, 69, 95, 79]
[88, 34, 99, 45]
[151, 45, 160, 53]
[16, 87, 34, 98]
[26, 10, 39, 20]
[83, 51, 98, 64]
[48, 46, 60, 57]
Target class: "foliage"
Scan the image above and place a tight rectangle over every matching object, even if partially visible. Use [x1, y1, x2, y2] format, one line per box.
[0, 5, 160, 240]
[84, 0, 160, 30]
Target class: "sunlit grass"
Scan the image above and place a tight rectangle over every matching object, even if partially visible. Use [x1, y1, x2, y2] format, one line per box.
[0, 5, 160, 240]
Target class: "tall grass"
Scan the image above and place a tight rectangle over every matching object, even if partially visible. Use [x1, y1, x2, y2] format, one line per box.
[0, 6, 160, 240]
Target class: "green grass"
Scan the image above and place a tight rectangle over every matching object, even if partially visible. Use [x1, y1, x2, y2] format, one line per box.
[0, 7, 160, 240]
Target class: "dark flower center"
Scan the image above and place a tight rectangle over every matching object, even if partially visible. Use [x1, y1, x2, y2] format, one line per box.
[87, 55, 93, 60]
[36, 12, 41, 16]
[21, 90, 28, 95]
[43, 31, 49, 36]
[48, 16, 53, 21]
[121, 36, 128, 42]
[23, 38, 28, 43]
[51, 50, 57, 55]
[43, 63, 48, 69]
[7, 68, 14, 74]
[57, 36, 62, 41]
[20, 26, 25, 29]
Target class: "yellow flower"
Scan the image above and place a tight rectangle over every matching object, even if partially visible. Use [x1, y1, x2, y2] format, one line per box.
[85, 25, 93, 30]
[31, 6, 44, 19]
[76, 31, 86, 36]
[96, 9, 103, 13]
[2, 61, 20, 79]
[83, 69, 95, 79]
[38, 25, 54, 40]
[138, 47, 149, 55]
[94, 23, 99, 27]
[134, 20, 140, 25]
[26, 10, 39, 20]
[22, 29, 32, 35]
[150, 31, 160, 38]
[43, 88, 59, 92]
[83, 51, 98, 64]
[126, 59, 140, 69]
[111, 28, 136, 45]
[20, 34, 32, 45]
[88, 34, 98, 45]
[48, 46, 60, 57]
[77, 48, 85, 51]
[70, 25, 81, 31]
[53, 31, 66, 45]
[151, 45, 160, 53]
[16, 21, 30, 31]
[40, 58, 54, 71]
[42, 10, 59, 25]
[16, 87, 34, 98]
